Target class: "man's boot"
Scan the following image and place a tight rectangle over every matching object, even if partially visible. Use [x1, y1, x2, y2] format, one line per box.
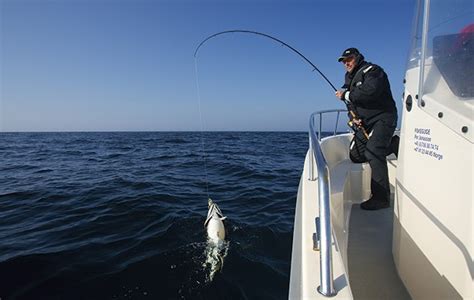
[360, 196, 390, 210]
[361, 180, 390, 210]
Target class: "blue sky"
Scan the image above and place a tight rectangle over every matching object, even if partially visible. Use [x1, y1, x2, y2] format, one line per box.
[1, 0, 415, 131]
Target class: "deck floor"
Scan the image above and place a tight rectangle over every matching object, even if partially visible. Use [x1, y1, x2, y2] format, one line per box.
[347, 196, 411, 300]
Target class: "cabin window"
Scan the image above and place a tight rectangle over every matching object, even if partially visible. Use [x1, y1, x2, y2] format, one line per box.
[433, 32, 474, 98]
[420, 0, 473, 100]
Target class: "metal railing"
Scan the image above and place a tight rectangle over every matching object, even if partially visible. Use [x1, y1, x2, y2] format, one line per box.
[308, 109, 347, 297]
[314, 109, 348, 141]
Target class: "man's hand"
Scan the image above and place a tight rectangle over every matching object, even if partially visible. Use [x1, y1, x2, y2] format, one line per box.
[335, 90, 345, 100]
[352, 118, 362, 126]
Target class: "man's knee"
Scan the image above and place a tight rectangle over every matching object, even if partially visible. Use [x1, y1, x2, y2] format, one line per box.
[365, 125, 394, 161]
[365, 141, 387, 162]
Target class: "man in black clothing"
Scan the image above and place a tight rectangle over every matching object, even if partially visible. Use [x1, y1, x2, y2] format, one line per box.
[335, 48, 398, 210]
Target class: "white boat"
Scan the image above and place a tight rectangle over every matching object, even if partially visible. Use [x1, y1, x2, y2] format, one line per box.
[289, 0, 473, 299]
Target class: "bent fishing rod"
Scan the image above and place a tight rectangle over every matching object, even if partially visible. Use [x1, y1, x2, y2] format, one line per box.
[194, 29, 369, 139]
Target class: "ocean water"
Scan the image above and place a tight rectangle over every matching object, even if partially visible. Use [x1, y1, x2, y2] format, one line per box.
[0, 132, 309, 300]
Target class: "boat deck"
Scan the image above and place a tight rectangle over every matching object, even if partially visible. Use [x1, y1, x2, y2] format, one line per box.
[347, 194, 411, 300]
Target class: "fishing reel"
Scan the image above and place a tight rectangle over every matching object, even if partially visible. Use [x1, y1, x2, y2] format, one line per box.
[347, 111, 369, 139]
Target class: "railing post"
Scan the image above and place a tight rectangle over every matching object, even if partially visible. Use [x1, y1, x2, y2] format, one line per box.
[318, 113, 322, 141]
[308, 134, 315, 181]
[317, 164, 336, 297]
[334, 111, 340, 136]
[309, 111, 340, 298]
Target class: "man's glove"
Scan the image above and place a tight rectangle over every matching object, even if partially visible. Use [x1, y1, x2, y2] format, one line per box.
[340, 90, 350, 101]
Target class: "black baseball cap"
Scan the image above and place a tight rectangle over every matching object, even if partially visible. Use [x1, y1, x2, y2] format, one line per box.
[338, 48, 360, 62]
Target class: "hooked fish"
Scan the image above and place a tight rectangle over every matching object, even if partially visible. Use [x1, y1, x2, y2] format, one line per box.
[203, 198, 228, 282]
[204, 198, 226, 244]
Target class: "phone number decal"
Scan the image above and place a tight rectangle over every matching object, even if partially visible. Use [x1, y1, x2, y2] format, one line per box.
[413, 128, 443, 160]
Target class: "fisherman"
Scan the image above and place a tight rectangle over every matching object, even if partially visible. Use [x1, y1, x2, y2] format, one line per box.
[335, 48, 399, 210]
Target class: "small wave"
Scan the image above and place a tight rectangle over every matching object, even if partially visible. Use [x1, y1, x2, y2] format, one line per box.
[103, 176, 155, 191]
[164, 138, 188, 144]
[143, 154, 176, 161]
[62, 150, 84, 155]
[34, 168, 54, 174]
[0, 190, 39, 199]
[0, 164, 39, 172]
[105, 153, 125, 159]
[112, 146, 135, 151]
[87, 157, 102, 162]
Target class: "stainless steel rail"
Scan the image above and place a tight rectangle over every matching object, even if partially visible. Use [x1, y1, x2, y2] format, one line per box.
[308, 109, 347, 297]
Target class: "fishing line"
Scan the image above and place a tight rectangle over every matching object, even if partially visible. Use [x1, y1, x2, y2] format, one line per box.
[193, 58, 210, 199]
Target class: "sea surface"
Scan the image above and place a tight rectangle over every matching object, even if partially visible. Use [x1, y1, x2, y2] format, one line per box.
[0, 132, 309, 300]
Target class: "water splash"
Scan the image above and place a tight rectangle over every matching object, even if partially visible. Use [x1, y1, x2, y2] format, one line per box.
[202, 239, 229, 283]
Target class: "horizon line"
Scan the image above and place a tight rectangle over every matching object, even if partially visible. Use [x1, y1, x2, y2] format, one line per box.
[0, 130, 315, 133]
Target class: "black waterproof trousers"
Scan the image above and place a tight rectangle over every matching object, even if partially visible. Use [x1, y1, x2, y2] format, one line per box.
[365, 118, 397, 201]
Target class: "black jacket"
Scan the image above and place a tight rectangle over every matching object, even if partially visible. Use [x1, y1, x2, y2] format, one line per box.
[343, 61, 397, 128]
